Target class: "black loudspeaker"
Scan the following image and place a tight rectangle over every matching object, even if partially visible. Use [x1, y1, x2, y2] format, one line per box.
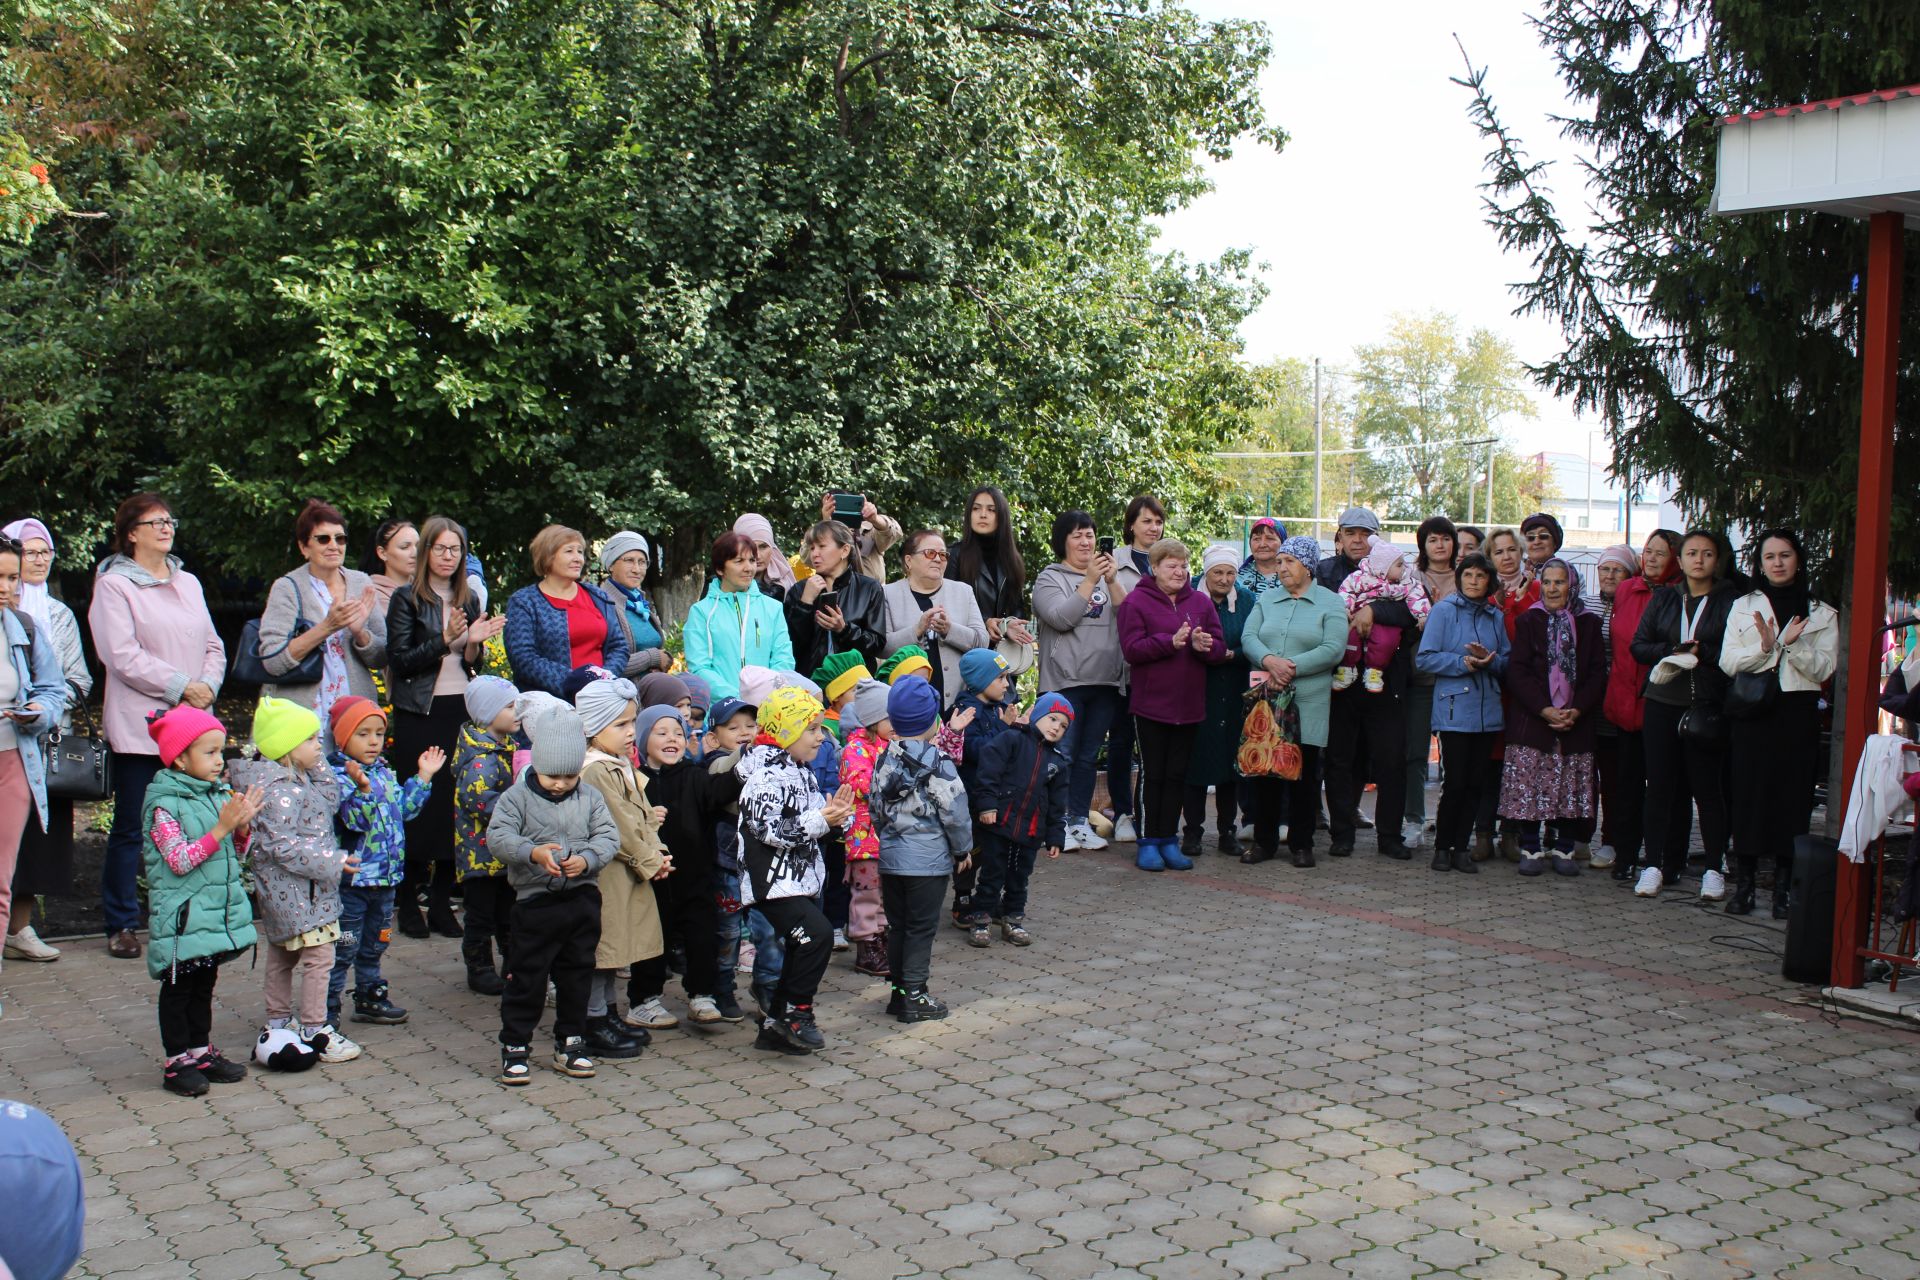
[1782, 835, 1839, 985]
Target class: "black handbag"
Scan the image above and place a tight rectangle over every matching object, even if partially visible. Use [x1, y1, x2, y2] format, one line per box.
[44, 682, 114, 800]
[231, 575, 321, 686]
[1677, 671, 1728, 745]
[1724, 663, 1780, 721]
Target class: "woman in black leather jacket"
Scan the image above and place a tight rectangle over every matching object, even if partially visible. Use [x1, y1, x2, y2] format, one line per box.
[947, 485, 1033, 645]
[1627, 530, 1740, 902]
[785, 520, 888, 675]
[386, 516, 504, 937]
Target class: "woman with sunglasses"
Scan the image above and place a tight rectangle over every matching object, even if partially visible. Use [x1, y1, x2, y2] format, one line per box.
[256, 499, 388, 727]
[88, 494, 228, 959]
[882, 530, 988, 708]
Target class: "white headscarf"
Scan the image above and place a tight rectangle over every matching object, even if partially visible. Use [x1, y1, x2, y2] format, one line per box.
[2, 518, 55, 631]
[1200, 542, 1243, 611]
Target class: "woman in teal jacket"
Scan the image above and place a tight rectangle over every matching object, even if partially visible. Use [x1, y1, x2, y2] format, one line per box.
[1415, 553, 1510, 873]
[683, 532, 796, 700]
[1237, 536, 1345, 868]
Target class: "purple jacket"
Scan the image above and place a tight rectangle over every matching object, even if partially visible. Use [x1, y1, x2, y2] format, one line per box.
[1117, 582, 1227, 726]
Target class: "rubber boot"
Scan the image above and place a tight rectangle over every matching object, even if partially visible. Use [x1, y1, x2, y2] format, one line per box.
[1157, 838, 1194, 871]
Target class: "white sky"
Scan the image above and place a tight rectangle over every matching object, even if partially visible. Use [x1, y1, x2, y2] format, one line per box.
[1155, 0, 1609, 465]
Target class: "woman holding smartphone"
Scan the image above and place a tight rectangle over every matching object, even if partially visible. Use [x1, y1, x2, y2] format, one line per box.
[1033, 510, 1131, 852]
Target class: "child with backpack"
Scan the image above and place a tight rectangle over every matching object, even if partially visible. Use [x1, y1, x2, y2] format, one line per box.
[969, 692, 1073, 948]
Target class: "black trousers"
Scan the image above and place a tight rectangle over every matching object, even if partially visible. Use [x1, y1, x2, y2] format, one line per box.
[1730, 690, 1820, 875]
[461, 875, 516, 974]
[500, 887, 600, 1047]
[1134, 718, 1197, 840]
[1435, 731, 1497, 853]
[1246, 746, 1324, 854]
[754, 896, 833, 1013]
[952, 821, 984, 920]
[392, 696, 465, 915]
[821, 836, 851, 931]
[1182, 776, 1238, 841]
[1641, 700, 1726, 878]
[633, 880, 721, 1000]
[1325, 687, 1406, 846]
[881, 874, 947, 989]
[1610, 728, 1689, 869]
[157, 964, 220, 1057]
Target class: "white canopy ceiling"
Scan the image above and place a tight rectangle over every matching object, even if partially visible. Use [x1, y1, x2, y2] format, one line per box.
[1713, 86, 1920, 226]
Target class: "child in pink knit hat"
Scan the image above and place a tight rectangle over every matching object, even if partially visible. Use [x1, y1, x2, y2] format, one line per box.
[1335, 537, 1431, 694]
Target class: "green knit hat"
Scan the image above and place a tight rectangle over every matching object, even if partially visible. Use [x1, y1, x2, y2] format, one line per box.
[812, 652, 871, 705]
[877, 644, 933, 685]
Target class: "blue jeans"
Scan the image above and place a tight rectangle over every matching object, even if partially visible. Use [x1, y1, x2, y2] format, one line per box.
[716, 869, 745, 995]
[748, 901, 784, 990]
[1058, 684, 1125, 824]
[104, 753, 162, 933]
[327, 885, 396, 1021]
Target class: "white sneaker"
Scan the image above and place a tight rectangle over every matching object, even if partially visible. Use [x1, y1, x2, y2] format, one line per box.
[3, 926, 60, 962]
[688, 995, 724, 1025]
[1589, 845, 1617, 869]
[1634, 867, 1664, 897]
[1400, 820, 1423, 850]
[624, 997, 679, 1030]
[303, 1024, 363, 1063]
[1073, 822, 1108, 851]
[1236, 822, 1256, 843]
[1063, 825, 1086, 852]
[832, 928, 850, 952]
[1699, 869, 1727, 901]
[1111, 815, 1137, 844]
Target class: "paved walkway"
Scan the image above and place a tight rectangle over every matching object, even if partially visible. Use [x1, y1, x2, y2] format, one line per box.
[5, 834, 1918, 1280]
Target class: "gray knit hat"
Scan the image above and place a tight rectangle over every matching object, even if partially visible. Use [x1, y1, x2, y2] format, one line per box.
[464, 675, 519, 728]
[599, 530, 649, 573]
[527, 704, 588, 776]
[850, 679, 892, 734]
[574, 676, 637, 739]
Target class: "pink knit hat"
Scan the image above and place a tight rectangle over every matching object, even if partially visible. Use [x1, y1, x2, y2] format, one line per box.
[1365, 536, 1406, 576]
[147, 705, 226, 766]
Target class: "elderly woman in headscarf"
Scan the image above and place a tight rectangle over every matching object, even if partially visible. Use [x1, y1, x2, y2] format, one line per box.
[599, 531, 669, 678]
[1183, 542, 1256, 860]
[1237, 535, 1347, 869]
[1, 517, 88, 963]
[1235, 517, 1288, 600]
[1497, 556, 1606, 877]
[733, 513, 797, 602]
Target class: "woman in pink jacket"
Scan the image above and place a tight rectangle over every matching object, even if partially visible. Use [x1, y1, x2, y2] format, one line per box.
[87, 494, 227, 959]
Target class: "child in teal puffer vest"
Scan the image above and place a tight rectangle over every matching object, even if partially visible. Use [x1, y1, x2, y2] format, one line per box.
[141, 705, 264, 1097]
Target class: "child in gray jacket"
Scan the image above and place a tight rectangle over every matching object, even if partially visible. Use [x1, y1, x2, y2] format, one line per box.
[869, 677, 972, 1023]
[486, 704, 620, 1084]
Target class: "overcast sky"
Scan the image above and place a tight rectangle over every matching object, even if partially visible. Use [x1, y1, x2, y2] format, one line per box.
[1155, 0, 1609, 464]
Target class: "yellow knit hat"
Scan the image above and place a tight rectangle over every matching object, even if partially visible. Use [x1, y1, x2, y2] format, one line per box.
[757, 686, 824, 750]
[253, 695, 320, 762]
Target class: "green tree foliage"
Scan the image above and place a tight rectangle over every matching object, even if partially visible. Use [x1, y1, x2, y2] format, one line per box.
[1, 0, 1278, 585]
[1349, 312, 1544, 527]
[1454, 0, 1920, 588]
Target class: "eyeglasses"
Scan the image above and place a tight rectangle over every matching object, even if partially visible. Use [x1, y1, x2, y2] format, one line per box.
[429, 542, 464, 557]
[135, 517, 178, 531]
[917, 549, 950, 562]
[22, 548, 53, 560]
[308, 533, 349, 546]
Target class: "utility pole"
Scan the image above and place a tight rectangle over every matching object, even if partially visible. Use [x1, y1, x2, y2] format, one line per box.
[1312, 357, 1323, 539]
[1484, 440, 1496, 525]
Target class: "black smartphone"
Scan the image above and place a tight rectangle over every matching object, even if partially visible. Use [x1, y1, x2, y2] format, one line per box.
[1097, 535, 1115, 557]
[832, 492, 864, 524]
[816, 590, 840, 613]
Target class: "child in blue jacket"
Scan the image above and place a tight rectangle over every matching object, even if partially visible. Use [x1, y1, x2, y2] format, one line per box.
[968, 692, 1073, 948]
[951, 648, 1018, 925]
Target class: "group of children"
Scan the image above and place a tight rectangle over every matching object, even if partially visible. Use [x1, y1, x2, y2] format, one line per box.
[136, 641, 1081, 1093]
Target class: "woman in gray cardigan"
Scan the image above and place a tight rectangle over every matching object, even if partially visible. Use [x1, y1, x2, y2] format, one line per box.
[258, 500, 387, 725]
[882, 530, 989, 707]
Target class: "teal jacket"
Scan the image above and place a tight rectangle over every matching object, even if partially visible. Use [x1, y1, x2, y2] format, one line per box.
[142, 766, 256, 980]
[1239, 583, 1346, 749]
[682, 579, 794, 700]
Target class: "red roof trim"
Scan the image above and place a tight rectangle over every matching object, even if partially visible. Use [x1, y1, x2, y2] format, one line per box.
[1722, 85, 1920, 125]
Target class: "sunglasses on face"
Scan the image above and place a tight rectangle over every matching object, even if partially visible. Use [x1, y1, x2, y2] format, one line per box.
[308, 533, 349, 546]
[917, 549, 949, 562]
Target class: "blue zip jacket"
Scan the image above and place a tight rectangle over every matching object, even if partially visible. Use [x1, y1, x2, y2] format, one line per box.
[503, 582, 629, 695]
[1415, 593, 1510, 734]
[954, 689, 1015, 795]
[682, 578, 793, 700]
[974, 722, 1069, 850]
[332, 756, 432, 887]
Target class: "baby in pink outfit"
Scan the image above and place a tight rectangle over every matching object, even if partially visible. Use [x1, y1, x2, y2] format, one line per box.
[1336, 539, 1430, 692]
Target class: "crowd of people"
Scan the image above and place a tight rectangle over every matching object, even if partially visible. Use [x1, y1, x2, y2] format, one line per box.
[0, 488, 1839, 1089]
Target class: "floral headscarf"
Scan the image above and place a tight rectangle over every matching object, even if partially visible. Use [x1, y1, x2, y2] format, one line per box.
[1529, 556, 1585, 708]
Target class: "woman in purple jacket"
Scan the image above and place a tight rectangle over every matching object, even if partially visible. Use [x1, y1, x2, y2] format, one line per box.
[1116, 538, 1227, 873]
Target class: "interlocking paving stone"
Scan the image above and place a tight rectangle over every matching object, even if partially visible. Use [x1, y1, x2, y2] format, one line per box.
[7, 820, 1919, 1279]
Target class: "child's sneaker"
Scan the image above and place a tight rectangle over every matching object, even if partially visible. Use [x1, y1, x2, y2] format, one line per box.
[967, 923, 992, 948]
[499, 1044, 531, 1086]
[584, 1015, 644, 1059]
[303, 1024, 363, 1063]
[553, 1036, 596, 1078]
[885, 986, 906, 1018]
[1332, 665, 1358, 691]
[688, 995, 725, 1026]
[999, 919, 1032, 947]
[350, 982, 408, 1025]
[196, 1046, 249, 1084]
[764, 1004, 825, 1053]
[711, 990, 747, 1024]
[898, 987, 949, 1023]
[832, 928, 850, 952]
[1362, 668, 1386, 693]
[162, 1055, 210, 1097]
[623, 997, 679, 1030]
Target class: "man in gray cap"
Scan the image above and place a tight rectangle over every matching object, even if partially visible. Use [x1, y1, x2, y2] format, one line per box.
[1314, 506, 1417, 862]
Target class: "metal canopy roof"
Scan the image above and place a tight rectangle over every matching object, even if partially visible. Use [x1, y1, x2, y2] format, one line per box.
[1713, 85, 1920, 226]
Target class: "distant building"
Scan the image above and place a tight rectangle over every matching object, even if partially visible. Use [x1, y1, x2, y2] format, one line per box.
[1529, 451, 1689, 546]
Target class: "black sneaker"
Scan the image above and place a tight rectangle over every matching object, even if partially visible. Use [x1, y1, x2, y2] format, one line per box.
[754, 1022, 811, 1055]
[163, 1059, 210, 1097]
[1378, 842, 1412, 861]
[886, 986, 905, 1018]
[1216, 832, 1238, 855]
[584, 1016, 643, 1059]
[499, 1044, 532, 1086]
[467, 967, 504, 997]
[553, 1036, 596, 1078]
[1329, 843, 1355, 858]
[350, 982, 409, 1025]
[711, 990, 747, 1024]
[899, 987, 949, 1023]
[772, 1005, 826, 1052]
[196, 1046, 249, 1084]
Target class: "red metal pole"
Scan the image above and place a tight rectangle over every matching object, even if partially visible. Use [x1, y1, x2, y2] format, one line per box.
[1832, 210, 1905, 989]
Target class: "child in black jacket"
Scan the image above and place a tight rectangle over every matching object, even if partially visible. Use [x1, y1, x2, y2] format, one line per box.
[968, 692, 1073, 948]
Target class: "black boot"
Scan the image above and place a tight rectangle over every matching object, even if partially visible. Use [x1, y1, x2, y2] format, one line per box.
[427, 871, 462, 939]
[463, 940, 504, 995]
[1450, 846, 1479, 875]
[584, 1015, 643, 1059]
[899, 986, 949, 1023]
[1725, 860, 1757, 916]
[395, 893, 430, 940]
[350, 982, 409, 1025]
[1430, 846, 1451, 872]
[1771, 858, 1791, 918]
